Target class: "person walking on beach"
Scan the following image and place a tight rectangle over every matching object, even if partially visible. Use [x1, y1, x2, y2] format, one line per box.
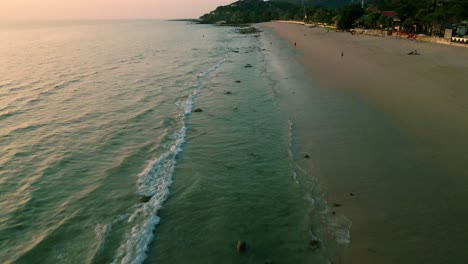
[341, 51, 344, 57]
[294, 42, 296, 47]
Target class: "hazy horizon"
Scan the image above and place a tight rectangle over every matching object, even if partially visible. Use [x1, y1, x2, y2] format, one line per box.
[0, 0, 234, 20]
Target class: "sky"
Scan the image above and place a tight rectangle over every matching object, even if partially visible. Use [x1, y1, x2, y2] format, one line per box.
[0, 0, 235, 20]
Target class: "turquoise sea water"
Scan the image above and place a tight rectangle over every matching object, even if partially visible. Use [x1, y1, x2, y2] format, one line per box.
[0, 21, 349, 263]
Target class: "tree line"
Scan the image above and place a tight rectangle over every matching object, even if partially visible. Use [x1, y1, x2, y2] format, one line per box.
[199, 0, 468, 34]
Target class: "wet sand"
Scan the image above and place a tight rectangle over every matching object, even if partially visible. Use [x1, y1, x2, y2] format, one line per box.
[260, 22, 468, 264]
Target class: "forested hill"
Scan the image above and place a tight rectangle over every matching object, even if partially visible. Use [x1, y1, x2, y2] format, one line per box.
[199, 0, 468, 33]
[276, 0, 353, 8]
[199, 0, 300, 24]
[198, 0, 367, 24]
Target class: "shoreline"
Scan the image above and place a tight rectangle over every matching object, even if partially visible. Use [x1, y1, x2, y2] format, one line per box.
[259, 22, 468, 264]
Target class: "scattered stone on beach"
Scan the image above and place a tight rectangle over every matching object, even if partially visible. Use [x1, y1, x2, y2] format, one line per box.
[408, 49, 420, 55]
[349, 192, 355, 196]
[194, 108, 203, 113]
[304, 154, 310, 159]
[225, 91, 232, 95]
[308, 239, 320, 250]
[139, 195, 153, 203]
[236, 240, 247, 253]
[235, 80, 241, 83]
[244, 64, 253, 68]
[333, 203, 341, 207]
[332, 211, 336, 215]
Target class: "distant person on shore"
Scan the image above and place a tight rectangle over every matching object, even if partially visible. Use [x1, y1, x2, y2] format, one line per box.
[341, 51, 344, 57]
[294, 42, 296, 47]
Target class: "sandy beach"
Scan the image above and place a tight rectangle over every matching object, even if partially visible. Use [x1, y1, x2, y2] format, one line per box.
[260, 22, 468, 264]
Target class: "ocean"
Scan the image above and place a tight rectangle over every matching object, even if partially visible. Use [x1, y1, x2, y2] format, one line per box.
[0, 20, 350, 263]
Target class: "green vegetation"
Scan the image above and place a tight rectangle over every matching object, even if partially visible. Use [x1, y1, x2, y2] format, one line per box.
[199, 0, 297, 24]
[337, 4, 364, 29]
[199, 0, 339, 25]
[370, 0, 468, 34]
[200, 0, 468, 35]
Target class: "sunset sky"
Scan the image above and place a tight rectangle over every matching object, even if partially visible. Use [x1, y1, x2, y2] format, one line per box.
[0, 0, 234, 20]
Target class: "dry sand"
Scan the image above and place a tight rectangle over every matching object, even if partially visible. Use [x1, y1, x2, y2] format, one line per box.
[260, 22, 468, 264]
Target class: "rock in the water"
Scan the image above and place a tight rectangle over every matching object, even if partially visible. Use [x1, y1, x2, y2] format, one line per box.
[333, 203, 341, 207]
[233, 107, 239, 111]
[237, 27, 262, 34]
[244, 64, 253, 68]
[225, 91, 232, 95]
[304, 154, 310, 159]
[349, 192, 355, 196]
[224, 164, 235, 169]
[235, 80, 241, 83]
[236, 240, 247, 253]
[139, 195, 152, 203]
[332, 211, 337, 215]
[193, 108, 203, 113]
[309, 239, 320, 250]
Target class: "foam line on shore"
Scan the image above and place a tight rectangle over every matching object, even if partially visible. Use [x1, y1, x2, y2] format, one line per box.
[109, 49, 230, 264]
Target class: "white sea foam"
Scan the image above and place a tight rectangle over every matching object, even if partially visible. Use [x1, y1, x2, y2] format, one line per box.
[111, 124, 184, 264]
[196, 55, 228, 79]
[287, 119, 300, 184]
[111, 53, 229, 264]
[287, 117, 351, 263]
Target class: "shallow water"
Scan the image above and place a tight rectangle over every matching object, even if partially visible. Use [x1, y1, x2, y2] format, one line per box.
[0, 20, 347, 263]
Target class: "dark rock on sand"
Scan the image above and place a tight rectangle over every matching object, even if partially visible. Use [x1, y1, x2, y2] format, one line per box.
[333, 203, 341, 207]
[349, 192, 355, 196]
[236, 240, 247, 253]
[304, 154, 310, 159]
[193, 108, 203, 113]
